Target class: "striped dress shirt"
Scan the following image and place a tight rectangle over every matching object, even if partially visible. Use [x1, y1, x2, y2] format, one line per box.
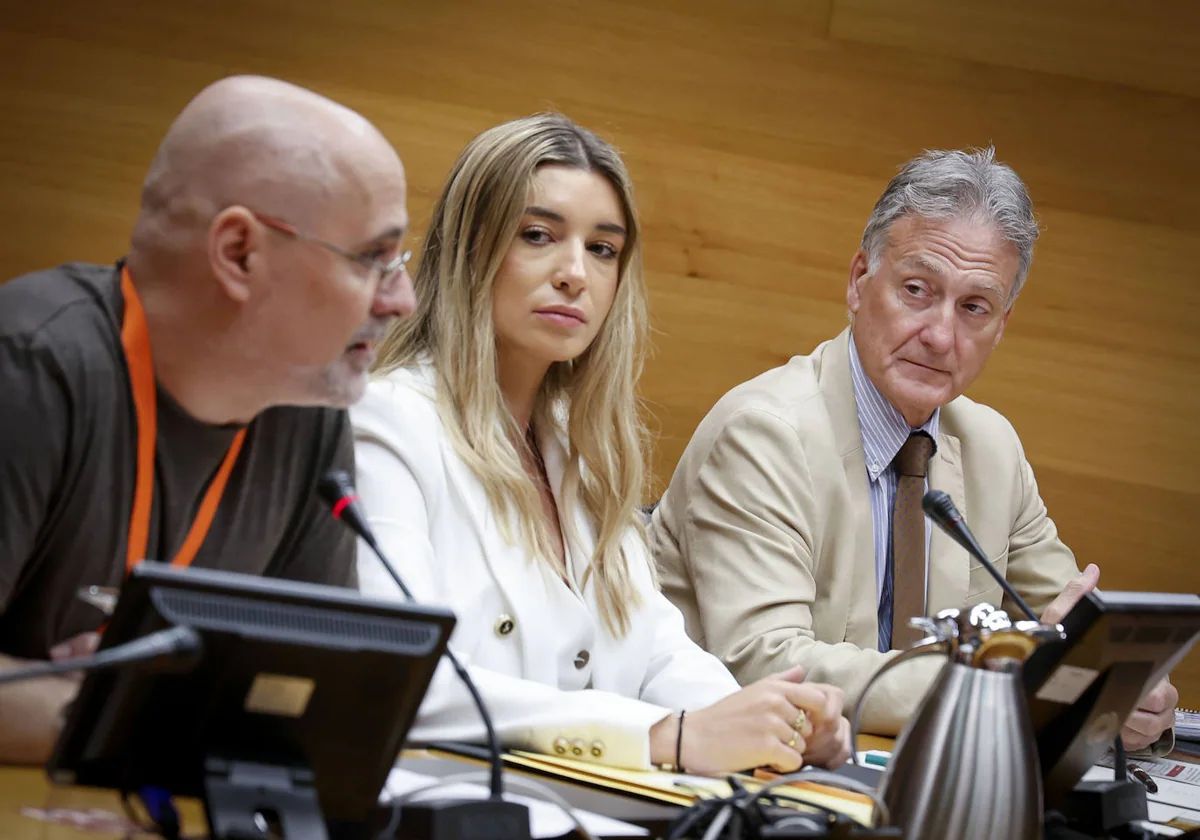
[847, 336, 940, 652]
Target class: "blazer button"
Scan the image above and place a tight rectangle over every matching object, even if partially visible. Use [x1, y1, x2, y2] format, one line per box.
[494, 614, 516, 637]
[570, 738, 585, 757]
[573, 649, 590, 669]
[590, 740, 605, 758]
[553, 737, 568, 755]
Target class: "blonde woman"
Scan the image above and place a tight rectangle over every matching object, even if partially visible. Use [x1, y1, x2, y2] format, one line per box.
[352, 114, 851, 773]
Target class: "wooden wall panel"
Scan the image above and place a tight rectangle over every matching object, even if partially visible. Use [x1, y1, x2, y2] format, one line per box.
[831, 0, 1200, 99]
[0, 0, 1197, 703]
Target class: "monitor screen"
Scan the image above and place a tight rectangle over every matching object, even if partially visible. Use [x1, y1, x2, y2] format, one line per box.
[1023, 589, 1200, 807]
[48, 563, 455, 827]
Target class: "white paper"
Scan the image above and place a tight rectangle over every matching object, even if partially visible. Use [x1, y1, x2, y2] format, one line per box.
[1141, 807, 1188, 836]
[1096, 754, 1200, 788]
[1083, 766, 1200, 811]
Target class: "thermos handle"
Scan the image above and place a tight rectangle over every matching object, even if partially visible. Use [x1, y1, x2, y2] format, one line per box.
[849, 638, 947, 766]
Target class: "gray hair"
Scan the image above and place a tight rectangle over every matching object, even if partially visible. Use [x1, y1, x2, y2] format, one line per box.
[860, 147, 1038, 303]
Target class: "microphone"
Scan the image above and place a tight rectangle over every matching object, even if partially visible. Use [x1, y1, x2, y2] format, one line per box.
[922, 490, 1037, 621]
[318, 470, 414, 601]
[318, 471, 507, 802]
[922, 491, 1138, 804]
[0, 626, 202, 686]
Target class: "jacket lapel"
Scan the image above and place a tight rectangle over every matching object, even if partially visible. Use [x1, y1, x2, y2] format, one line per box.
[820, 331, 880, 647]
[537, 423, 598, 599]
[535, 423, 644, 695]
[423, 376, 556, 684]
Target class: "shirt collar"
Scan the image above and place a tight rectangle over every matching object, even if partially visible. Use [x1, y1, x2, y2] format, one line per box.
[848, 333, 940, 482]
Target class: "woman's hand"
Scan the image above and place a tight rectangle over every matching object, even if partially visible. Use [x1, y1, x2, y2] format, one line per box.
[650, 665, 851, 775]
[800, 684, 852, 768]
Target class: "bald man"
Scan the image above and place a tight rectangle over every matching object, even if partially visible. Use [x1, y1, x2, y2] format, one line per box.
[0, 76, 415, 762]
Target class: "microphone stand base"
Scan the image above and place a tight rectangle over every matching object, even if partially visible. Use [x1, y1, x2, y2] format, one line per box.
[1045, 778, 1150, 839]
[395, 797, 532, 840]
[204, 759, 327, 840]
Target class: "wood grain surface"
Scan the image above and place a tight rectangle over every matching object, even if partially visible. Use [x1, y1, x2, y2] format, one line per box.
[1, 0, 1196, 702]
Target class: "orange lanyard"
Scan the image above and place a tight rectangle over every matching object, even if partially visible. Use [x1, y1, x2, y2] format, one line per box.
[119, 266, 246, 574]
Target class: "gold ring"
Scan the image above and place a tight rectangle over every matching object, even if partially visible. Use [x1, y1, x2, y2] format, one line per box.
[792, 710, 807, 732]
[787, 732, 798, 749]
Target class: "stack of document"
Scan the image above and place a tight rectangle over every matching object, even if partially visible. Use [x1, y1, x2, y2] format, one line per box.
[1179, 709, 1200, 759]
[504, 750, 877, 826]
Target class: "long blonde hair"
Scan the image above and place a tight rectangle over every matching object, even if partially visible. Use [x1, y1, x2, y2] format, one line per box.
[374, 113, 650, 636]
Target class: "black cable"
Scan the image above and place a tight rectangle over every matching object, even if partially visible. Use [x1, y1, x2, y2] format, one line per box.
[668, 772, 893, 840]
[440, 646, 504, 800]
[359, 529, 504, 800]
[1114, 736, 1128, 781]
[318, 471, 507, 802]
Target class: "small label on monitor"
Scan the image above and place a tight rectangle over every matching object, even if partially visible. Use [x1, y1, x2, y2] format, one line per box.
[245, 674, 315, 717]
[1035, 664, 1100, 704]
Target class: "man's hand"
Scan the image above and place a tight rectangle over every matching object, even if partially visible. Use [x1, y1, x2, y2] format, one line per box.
[1040, 563, 1100, 626]
[1122, 677, 1177, 752]
[0, 647, 87, 765]
[1038, 568, 1177, 752]
[49, 631, 101, 663]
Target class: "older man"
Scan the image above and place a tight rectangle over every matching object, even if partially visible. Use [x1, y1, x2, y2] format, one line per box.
[650, 148, 1177, 747]
[0, 76, 415, 762]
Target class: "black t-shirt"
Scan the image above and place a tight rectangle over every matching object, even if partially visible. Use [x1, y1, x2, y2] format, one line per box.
[0, 262, 356, 658]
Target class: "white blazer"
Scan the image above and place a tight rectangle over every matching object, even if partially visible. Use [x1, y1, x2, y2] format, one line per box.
[351, 364, 739, 769]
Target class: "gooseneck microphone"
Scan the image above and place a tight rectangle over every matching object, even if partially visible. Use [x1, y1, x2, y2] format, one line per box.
[922, 491, 1140, 798]
[318, 471, 505, 802]
[921, 490, 1037, 622]
[0, 626, 202, 686]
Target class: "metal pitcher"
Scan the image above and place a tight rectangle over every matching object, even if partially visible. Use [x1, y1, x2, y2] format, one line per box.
[852, 605, 1063, 840]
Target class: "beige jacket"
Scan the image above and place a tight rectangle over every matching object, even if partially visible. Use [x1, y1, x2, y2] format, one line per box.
[650, 329, 1079, 734]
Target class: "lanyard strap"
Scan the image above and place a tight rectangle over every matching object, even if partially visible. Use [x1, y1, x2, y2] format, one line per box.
[119, 266, 246, 574]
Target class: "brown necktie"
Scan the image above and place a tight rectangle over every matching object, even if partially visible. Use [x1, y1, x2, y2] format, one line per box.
[891, 432, 936, 650]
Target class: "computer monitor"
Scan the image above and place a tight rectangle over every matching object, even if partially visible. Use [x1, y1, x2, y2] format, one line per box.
[48, 563, 455, 836]
[1023, 590, 1200, 807]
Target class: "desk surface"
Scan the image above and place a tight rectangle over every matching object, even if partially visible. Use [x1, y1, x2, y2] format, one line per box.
[0, 736, 893, 839]
[0, 766, 206, 838]
[7, 737, 1197, 838]
[7, 741, 1198, 839]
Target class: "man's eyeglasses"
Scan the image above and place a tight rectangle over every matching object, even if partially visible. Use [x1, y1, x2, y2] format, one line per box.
[251, 211, 411, 290]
